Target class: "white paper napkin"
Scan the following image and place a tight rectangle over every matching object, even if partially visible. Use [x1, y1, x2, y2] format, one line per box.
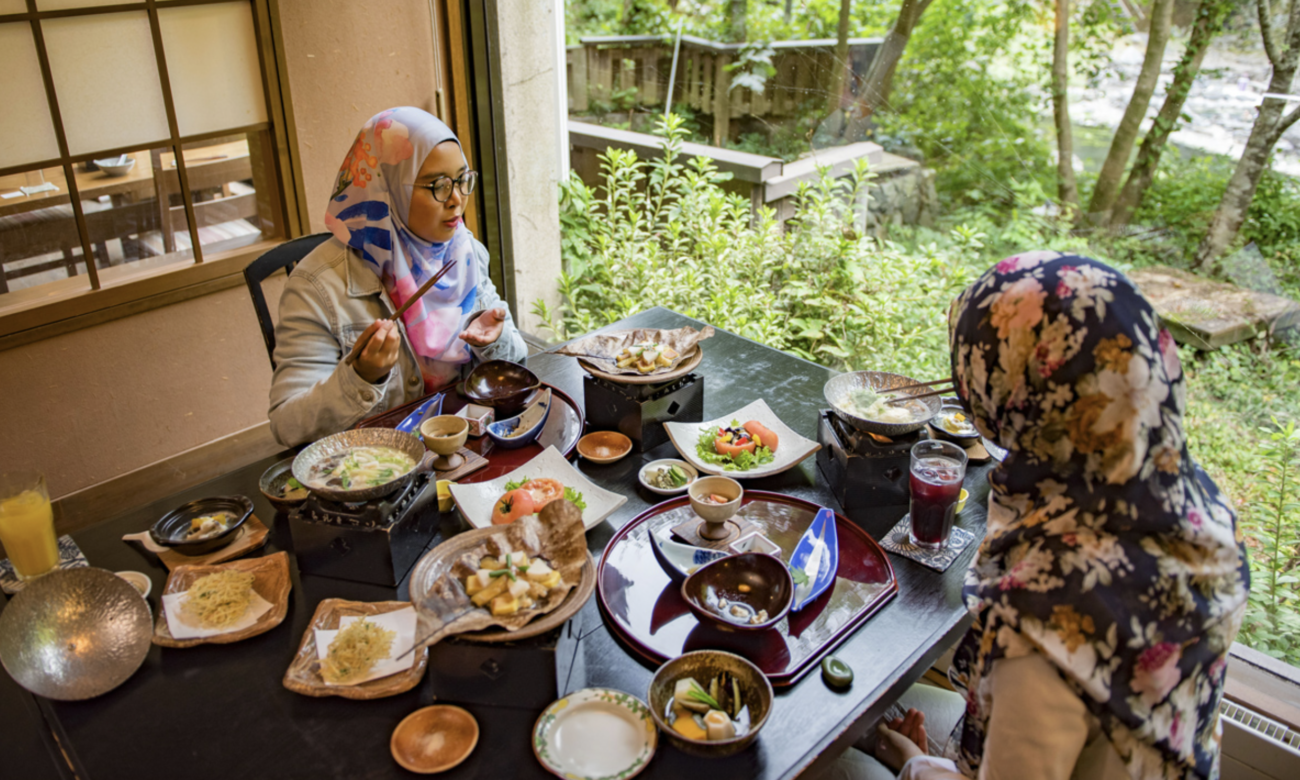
[313, 607, 417, 686]
[162, 589, 274, 639]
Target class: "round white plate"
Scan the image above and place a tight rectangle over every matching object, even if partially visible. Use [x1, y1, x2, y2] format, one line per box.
[533, 688, 657, 780]
[637, 459, 699, 496]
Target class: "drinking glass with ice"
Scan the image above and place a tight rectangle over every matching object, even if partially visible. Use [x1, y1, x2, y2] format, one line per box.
[907, 440, 968, 549]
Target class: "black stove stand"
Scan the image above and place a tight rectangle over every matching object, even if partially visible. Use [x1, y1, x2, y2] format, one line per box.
[583, 372, 704, 452]
[288, 470, 443, 586]
[816, 410, 930, 539]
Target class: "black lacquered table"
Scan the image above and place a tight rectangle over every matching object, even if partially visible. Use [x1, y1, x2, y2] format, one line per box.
[2, 307, 990, 780]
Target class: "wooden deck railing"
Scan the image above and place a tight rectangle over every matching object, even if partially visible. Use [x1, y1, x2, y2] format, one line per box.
[567, 34, 882, 146]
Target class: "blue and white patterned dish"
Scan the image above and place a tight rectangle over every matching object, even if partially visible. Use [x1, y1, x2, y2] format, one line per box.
[650, 525, 727, 582]
[486, 389, 551, 449]
[397, 393, 445, 434]
[0, 535, 89, 595]
[788, 507, 838, 612]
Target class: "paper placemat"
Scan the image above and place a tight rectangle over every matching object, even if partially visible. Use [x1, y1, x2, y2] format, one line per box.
[0, 535, 89, 594]
[162, 589, 275, 639]
[879, 516, 980, 572]
[313, 606, 417, 685]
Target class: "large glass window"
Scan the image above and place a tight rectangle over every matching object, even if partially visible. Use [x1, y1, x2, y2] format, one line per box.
[0, 0, 284, 301]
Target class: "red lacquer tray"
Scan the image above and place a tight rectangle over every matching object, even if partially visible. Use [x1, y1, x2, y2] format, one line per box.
[597, 491, 898, 687]
[356, 383, 585, 484]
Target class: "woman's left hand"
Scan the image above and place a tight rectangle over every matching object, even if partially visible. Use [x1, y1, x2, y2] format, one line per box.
[875, 708, 928, 771]
[460, 308, 506, 347]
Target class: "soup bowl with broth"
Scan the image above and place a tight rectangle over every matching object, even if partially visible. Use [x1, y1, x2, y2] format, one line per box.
[292, 428, 428, 503]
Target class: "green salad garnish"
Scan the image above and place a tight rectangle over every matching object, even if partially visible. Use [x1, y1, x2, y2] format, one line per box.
[695, 419, 775, 472]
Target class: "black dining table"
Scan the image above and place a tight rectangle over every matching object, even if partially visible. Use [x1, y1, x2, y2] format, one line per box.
[2, 307, 990, 780]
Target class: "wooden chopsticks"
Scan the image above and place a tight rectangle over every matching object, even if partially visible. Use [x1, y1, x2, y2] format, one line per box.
[885, 377, 955, 405]
[343, 258, 458, 367]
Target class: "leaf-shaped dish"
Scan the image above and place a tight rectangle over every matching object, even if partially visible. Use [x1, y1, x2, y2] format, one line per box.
[557, 325, 714, 377]
[664, 399, 821, 479]
[448, 445, 626, 531]
[789, 507, 839, 612]
[407, 502, 590, 649]
[282, 599, 429, 699]
[153, 552, 291, 647]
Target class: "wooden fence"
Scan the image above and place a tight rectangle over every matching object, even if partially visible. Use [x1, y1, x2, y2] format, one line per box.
[567, 34, 882, 146]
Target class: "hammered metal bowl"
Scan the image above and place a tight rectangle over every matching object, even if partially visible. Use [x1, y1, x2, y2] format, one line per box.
[0, 567, 152, 700]
[292, 428, 427, 503]
[823, 370, 941, 437]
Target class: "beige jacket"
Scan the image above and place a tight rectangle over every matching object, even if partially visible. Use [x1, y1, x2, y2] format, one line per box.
[267, 237, 526, 447]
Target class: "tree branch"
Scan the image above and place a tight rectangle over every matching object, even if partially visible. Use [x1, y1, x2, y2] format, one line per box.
[1278, 103, 1300, 135]
[1259, 0, 1281, 67]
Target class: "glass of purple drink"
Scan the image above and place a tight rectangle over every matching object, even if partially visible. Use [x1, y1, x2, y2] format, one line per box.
[908, 440, 968, 549]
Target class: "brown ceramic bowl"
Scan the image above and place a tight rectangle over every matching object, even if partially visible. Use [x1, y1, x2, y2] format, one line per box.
[647, 650, 774, 758]
[577, 431, 633, 464]
[681, 552, 793, 632]
[463, 360, 541, 417]
[391, 704, 479, 773]
[687, 476, 743, 524]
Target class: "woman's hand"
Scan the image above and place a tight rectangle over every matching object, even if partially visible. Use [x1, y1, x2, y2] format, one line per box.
[354, 320, 402, 384]
[875, 708, 928, 771]
[459, 308, 506, 347]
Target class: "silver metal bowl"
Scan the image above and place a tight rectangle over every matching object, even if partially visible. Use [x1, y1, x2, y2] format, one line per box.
[823, 370, 942, 437]
[0, 567, 152, 700]
[292, 428, 428, 503]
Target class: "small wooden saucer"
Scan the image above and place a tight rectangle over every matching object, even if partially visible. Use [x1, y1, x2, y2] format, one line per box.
[670, 515, 758, 550]
[391, 705, 479, 774]
[433, 448, 489, 482]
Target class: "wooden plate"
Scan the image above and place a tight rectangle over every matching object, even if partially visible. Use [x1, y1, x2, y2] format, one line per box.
[391, 704, 479, 773]
[578, 345, 702, 385]
[282, 599, 429, 699]
[457, 552, 596, 643]
[152, 552, 291, 648]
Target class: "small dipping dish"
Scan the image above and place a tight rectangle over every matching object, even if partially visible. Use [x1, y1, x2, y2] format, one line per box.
[114, 571, 152, 600]
[258, 456, 309, 513]
[681, 552, 793, 632]
[391, 704, 479, 774]
[577, 431, 632, 464]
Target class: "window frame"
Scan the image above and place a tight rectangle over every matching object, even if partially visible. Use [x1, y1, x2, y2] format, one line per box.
[0, 0, 302, 347]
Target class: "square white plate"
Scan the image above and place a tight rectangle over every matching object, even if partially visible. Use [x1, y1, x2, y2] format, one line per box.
[664, 398, 822, 479]
[448, 445, 627, 531]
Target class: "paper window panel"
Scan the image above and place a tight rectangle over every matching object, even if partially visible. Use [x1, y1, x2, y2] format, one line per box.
[0, 24, 61, 169]
[159, 2, 267, 137]
[0, 1, 28, 15]
[43, 12, 170, 156]
[35, 0, 135, 10]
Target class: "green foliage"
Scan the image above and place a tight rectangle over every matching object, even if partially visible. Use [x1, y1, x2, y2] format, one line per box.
[1239, 420, 1300, 660]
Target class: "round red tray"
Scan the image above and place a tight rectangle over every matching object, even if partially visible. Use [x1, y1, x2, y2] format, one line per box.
[597, 491, 898, 687]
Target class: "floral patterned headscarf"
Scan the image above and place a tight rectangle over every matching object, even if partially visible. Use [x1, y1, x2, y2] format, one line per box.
[948, 251, 1249, 778]
[324, 107, 478, 390]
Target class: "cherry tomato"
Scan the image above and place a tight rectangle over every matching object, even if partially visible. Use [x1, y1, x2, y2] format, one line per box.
[493, 488, 535, 524]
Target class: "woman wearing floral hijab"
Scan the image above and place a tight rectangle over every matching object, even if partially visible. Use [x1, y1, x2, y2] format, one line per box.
[859, 252, 1249, 780]
[269, 107, 525, 446]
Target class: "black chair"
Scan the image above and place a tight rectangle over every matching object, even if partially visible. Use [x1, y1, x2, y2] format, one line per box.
[244, 232, 332, 369]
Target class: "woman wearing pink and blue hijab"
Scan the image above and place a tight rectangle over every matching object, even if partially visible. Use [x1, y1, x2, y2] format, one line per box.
[268, 107, 525, 447]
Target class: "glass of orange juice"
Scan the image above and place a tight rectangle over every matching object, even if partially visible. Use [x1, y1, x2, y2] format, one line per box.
[0, 472, 60, 581]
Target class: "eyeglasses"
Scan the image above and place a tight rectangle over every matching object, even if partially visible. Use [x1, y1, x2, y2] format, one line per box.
[414, 170, 478, 203]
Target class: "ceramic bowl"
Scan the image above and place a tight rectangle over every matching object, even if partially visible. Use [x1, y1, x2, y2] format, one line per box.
[486, 389, 551, 449]
[259, 456, 308, 513]
[533, 688, 657, 780]
[114, 570, 152, 600]
[463, 360, 541, 417]
[688, 476, 743, 524]
[681, 552, 793, 632]
[148, 495, 253, 556]
[577, 431, 632, 464]
[650, 525, 728, 582]
[390, 704, 479, 773]
[931, 405, 982, 444]
[647, 650, 774, 758]
[421, 415, 470, 471]
[293, 428, 427, 503]
[638, 459, 698, 495]
[93, 156, 135, 177]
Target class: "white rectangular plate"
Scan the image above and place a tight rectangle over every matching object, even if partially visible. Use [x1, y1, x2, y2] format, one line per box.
[664, 398, 822, 479]
[448, 445, 627, 531]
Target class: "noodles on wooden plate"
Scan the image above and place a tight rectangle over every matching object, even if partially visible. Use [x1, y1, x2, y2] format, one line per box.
[320, 618, 396, 684]
[179, 570, 256, 630]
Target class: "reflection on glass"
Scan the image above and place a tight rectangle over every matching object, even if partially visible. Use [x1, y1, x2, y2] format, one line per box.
[0, 164, 92, 296]
[179, 130, 282, 253]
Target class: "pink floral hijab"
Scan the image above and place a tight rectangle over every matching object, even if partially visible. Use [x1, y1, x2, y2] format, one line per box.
[947, 252, 1250, 778]
[324, 107, 478, 390]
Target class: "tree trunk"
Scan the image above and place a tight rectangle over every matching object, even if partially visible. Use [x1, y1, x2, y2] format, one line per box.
[826, 0, 853, 116]
[1053, 0, 1080, 211]
[1195, 0, 1300, 269]
[1087, 0, 1176, 221]
[730, 0, 747, 42]
[1111, 0, 1228, 229]
[850, 0, 935, 123]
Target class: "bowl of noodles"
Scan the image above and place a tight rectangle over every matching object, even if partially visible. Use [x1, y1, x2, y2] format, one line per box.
[293, 428, 428, 504]
[823, 371, 941, 437]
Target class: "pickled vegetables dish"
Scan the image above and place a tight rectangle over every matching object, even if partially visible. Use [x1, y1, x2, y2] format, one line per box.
[695, 420, 778, 472]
